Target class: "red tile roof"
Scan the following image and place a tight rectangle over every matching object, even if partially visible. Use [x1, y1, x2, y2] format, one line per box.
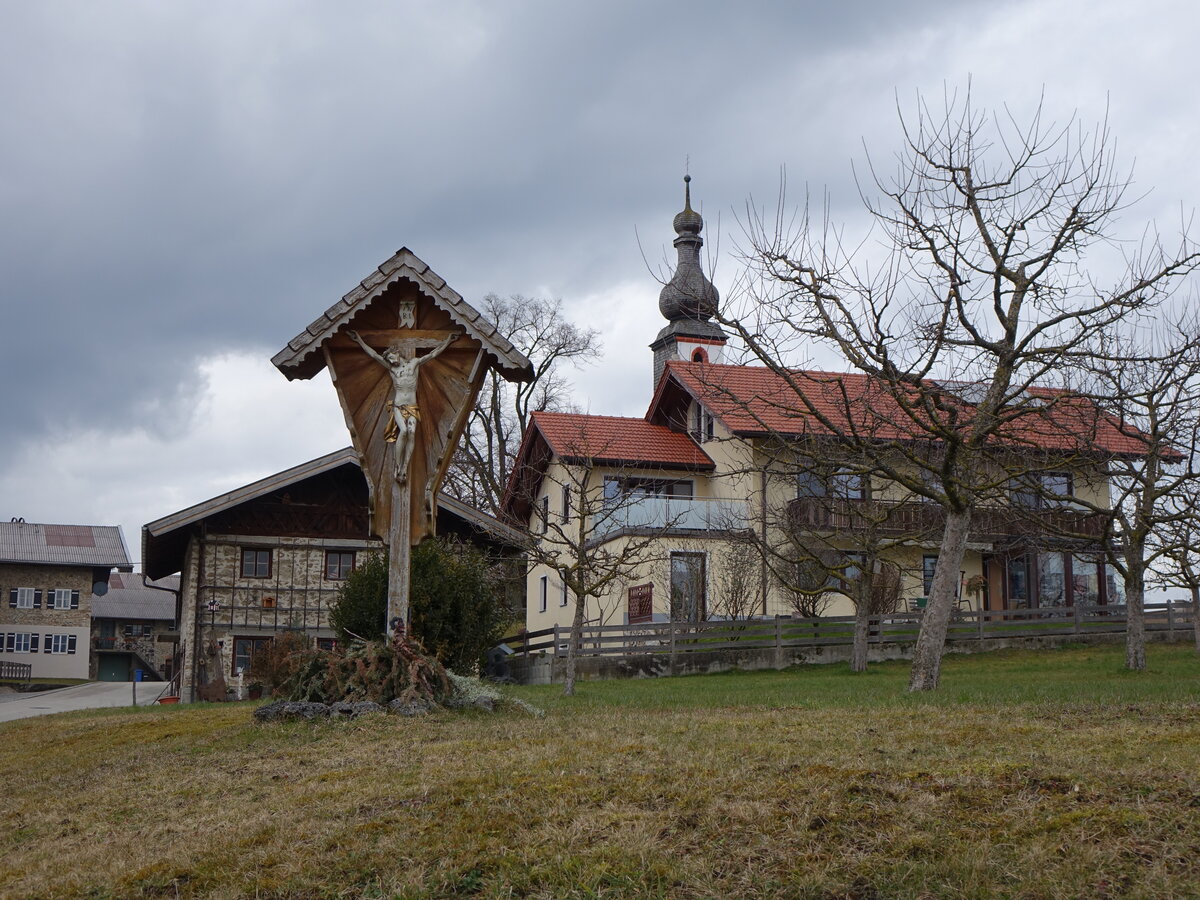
[530, 411, 714, 469]
[660, 361, 1156, 458]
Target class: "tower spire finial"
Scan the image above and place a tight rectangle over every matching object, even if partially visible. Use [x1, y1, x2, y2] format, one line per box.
[683, 173, 692, 210]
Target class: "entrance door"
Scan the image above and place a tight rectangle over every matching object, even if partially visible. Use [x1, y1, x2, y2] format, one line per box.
[670, 552, 706, 623]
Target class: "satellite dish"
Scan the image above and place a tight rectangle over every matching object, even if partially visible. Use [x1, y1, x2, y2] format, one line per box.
[92, 581, 109, 597]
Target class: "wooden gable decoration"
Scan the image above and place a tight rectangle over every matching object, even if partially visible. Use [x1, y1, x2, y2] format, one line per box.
[273, 248, 532, 544]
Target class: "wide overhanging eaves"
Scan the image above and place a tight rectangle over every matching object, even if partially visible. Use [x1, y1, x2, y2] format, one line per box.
[271, 247, 533, 383]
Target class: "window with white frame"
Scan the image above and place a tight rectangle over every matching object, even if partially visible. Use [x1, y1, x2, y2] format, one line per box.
[11, 633, 32, 653]
[48, 634, 69, 654]
[15, 588, 35, 609]
[52, 589, 73, 610]
[560, 580, 569, 607]
[539, 575, 548, 613]
[691, 402, 714, 443]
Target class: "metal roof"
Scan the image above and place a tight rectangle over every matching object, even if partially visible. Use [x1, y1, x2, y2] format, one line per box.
[91, 574, 178, 621]
[271, 247, 533, 383]
[0, 521, 132, 569]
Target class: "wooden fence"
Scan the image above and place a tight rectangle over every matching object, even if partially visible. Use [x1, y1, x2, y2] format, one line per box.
[0, 661, 32, 684]
[499, 601, 1197, 660]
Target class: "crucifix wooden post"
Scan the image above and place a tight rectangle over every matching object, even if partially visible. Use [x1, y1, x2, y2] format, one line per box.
[272, 248, 532, 638]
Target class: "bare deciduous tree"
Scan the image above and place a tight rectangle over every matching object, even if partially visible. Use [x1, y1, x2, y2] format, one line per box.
[443, 294, 600, 517]
[511, 427, 688, 696]
[722, 90, 1200, 690]
[1070, 327, 1200, 668]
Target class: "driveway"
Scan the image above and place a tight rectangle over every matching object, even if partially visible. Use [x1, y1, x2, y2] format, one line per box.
[0, 681, 171, 723]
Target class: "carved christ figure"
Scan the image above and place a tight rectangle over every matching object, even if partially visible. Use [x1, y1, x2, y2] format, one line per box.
[347, 330, 457, 485]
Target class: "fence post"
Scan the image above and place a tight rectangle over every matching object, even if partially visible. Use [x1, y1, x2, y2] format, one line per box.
[775, 616, 783, 668]
[1074, 602, 1081, 635]
[669, 621, 677, 676]
[977, 607, 984, 642]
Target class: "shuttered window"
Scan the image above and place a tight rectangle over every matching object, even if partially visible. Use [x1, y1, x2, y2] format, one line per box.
[52, 589, 78, 610]
[11, 588, 38, 609]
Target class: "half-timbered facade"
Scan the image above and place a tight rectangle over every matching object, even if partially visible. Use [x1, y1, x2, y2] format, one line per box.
[143, 448, 524, 702]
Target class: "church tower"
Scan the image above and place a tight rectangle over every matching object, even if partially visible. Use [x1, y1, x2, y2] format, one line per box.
[650, 175, 727, 387]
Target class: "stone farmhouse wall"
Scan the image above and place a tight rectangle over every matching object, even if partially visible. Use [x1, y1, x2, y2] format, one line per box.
[0, 563, 93, 679]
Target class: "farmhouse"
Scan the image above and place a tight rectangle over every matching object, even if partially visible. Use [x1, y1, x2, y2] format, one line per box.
[89, 572, 179, 682]
[504, 181, 1135, 633]
[0, 520, 133, 680]
[143, 448, 521, 702]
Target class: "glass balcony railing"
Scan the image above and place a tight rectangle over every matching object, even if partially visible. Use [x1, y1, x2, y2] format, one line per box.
[591, 496, 749, 538]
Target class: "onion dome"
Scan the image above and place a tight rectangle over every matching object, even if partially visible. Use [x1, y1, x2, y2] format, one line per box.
[659, 175, 719, 322]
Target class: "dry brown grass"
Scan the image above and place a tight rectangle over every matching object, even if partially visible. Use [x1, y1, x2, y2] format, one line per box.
[2, 647, 1200, 898]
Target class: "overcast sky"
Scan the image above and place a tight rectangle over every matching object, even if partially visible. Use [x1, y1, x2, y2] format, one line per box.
[2, 0, 1198, 568]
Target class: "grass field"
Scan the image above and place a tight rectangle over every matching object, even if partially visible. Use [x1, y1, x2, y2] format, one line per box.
[2, 644, 1199, 899]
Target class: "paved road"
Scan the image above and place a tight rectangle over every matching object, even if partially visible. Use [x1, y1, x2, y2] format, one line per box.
[0, 681, 172, 723]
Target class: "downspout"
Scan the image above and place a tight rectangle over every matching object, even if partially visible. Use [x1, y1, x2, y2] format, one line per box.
[141, 572, 182, 686]
[760, 468, 769, 616]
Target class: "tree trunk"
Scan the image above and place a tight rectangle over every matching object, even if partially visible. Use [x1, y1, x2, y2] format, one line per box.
[1124, 549, 1146, 671]
[562, 593, 586, 696]
[1192, 585, 1200, 655]
[908, 508, 972, 692]
[850, 600, 871, 673]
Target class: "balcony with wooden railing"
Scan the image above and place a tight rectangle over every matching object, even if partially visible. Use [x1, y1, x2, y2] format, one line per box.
[787, 496, 1105, 542]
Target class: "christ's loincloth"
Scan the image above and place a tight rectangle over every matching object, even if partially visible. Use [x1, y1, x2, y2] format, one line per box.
[384, 404, 421, 443]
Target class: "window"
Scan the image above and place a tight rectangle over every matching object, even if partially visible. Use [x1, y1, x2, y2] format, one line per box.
[123, 623, 151, 638]
[1010, 473, 1074, 509]
[12, 588, 36, 610]
[1071, 555, 1100, 606]
[796, 468, 865, 500]
[669, 552, 706, 623]
[7, 633, 33, 653]
[830, 469, 866, 500]
[922, 556, 939, 597]
[796, 470, 827, 498]
[538, 575, 548, 613]
[325, 551, 356, 580]
[232, 636, 273, 676]
[603, 477, 693, 504]
[240, 548, 272, 578]
[691, 403, 714, 443]
[1037, 551, 1066, 607]
[561, 485, 571, 522]
[1007, 557, 1029, 608]
[316, 637, 338, 653]
[52, 589, 76, 610]
[537, 496, 550, 534]
[48, 634, 70, 654]
[560, 580, 569, 607]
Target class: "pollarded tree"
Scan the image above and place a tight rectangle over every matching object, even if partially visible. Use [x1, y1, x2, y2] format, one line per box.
[442, 294, 601, 517]
[723, 89, 1200, 690]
